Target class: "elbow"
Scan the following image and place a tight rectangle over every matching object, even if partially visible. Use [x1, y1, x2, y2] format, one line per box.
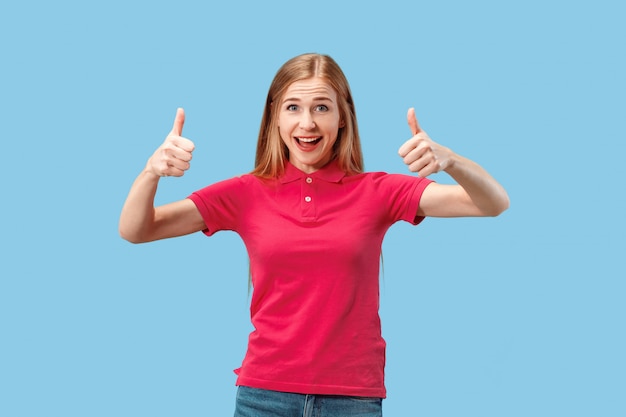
[119, 229, 141, 244]
[120, 235, 142, 244]
[118, 223, 148, 244]
[485, 194, 510, 217]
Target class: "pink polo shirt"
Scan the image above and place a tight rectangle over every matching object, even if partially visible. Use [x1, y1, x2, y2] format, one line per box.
[188, 160, 432, 398]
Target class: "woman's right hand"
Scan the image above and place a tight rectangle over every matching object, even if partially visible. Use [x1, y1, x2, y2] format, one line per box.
[119, 108, 205, 243]
[147, 108, 195, 177]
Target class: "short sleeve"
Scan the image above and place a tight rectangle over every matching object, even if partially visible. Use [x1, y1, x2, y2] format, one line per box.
[187, 176, 248, 236]
[370, 173, 433, 225]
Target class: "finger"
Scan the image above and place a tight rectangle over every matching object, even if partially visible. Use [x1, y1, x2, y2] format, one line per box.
[167, 157, 191, 173]
[398, 135, 426, 158]
[163, 165, 186, 177]
[418, 160, 440, 177]
[171, 107, 185, 136]
[170, 136, 195, 153]
[407, 107, 422, 135]
[154, 153, 191, 177]
[402, 142, 428, 165]
[408, 159, 430, 177]
[398, 140, 411, 158]
[410, 155, 440, 177]
[164, 146, 192, 164]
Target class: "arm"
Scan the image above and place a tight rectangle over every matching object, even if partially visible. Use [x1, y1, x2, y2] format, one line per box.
[398, 108, 510, 218]
[119, 108, 206, 243]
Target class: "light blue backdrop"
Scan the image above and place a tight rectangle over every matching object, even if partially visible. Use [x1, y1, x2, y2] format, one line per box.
[1, 1, 624, 416]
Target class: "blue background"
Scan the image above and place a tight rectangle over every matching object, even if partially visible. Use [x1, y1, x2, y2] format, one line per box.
[1, 1, 624, 416]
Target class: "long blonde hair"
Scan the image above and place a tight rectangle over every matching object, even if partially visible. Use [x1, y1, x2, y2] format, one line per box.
[251, 53, 364, 178]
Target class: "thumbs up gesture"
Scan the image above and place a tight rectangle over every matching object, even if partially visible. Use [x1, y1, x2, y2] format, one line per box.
[147, 108, 195, 177]
[398, 108, 453, 177]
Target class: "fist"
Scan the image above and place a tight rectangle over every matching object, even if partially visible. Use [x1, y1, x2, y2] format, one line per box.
[148, 108, 195, 177]
[398, 108, 451, 177]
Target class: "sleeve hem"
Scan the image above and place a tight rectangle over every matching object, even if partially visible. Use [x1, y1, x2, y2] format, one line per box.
[406, 178, 434, 225]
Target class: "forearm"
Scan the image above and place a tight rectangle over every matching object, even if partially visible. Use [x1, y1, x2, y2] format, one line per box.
[444, 153, 510, 216]
[118, 166, 161, 243]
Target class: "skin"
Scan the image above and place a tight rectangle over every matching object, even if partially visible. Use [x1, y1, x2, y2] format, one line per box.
[119, 108, 204, 243]
[399, 107, 510, 217]
[277, 78, 345, 174]
[119, 83, 509, 243]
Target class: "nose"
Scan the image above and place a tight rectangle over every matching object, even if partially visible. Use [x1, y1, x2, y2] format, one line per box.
[299, 111, 316, 130]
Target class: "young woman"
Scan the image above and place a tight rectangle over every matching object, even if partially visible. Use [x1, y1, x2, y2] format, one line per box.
[119, 53, 509, 417]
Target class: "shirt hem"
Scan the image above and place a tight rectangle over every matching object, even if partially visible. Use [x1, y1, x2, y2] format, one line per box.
[235, 375, 387, 399]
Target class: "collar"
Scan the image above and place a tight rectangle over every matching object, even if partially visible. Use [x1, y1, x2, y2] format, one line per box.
[280, 160, 347, 184]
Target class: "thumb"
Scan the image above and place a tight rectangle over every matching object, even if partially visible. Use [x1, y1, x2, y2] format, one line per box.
[407, 107, 422, 135]
[171, 107, 185, 136]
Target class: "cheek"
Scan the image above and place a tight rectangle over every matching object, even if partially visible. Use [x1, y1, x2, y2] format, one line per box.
[278, 123, 288, 139]
[330, 114, 344, 132]
[277, 115, 292, 135]
[328, 120, 342, 139]
[278, 126, 292, 148]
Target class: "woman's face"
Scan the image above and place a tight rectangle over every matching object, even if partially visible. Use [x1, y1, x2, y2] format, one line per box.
[277, 78, 344, 174]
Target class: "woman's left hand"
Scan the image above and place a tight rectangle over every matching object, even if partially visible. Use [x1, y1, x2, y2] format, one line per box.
[398, 108, 454, 177]
[398, 107, 509, 217]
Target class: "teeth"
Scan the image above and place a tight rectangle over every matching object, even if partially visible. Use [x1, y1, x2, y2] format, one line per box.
[297, 137, 320, 143]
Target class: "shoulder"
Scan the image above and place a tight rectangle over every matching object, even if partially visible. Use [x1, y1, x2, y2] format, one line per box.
[189, 173, 270, 200]
[347, 172, 434, 210]
[198, 173, 267, 190]
[346, 171, 432, 188]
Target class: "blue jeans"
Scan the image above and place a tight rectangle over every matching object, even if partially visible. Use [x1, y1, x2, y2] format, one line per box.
[233, 386, 383, 417]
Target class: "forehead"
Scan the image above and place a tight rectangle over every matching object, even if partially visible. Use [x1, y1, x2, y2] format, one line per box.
[282, 78, 337, 101]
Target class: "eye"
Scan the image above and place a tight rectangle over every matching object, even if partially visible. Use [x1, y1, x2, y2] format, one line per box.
[315, 104, 329, 112]
[286, 104, 298, 111]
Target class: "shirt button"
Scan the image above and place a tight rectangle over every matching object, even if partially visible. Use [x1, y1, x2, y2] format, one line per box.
[306, 177, 313, 184]
[304, 196, 312, 202]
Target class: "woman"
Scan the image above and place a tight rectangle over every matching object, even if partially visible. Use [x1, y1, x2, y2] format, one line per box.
[119, 53, 509, 416]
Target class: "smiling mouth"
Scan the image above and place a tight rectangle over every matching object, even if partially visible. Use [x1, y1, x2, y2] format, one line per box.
[295, 136, 322, 146]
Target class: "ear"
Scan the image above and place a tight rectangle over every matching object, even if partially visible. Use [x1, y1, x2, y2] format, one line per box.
[339, 119, 346, 128]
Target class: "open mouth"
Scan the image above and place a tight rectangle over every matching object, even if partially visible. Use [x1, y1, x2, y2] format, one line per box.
[295, 136, 322, 146]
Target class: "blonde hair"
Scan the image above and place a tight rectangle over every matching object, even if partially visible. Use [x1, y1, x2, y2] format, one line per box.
[251, 53, 363, 178]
